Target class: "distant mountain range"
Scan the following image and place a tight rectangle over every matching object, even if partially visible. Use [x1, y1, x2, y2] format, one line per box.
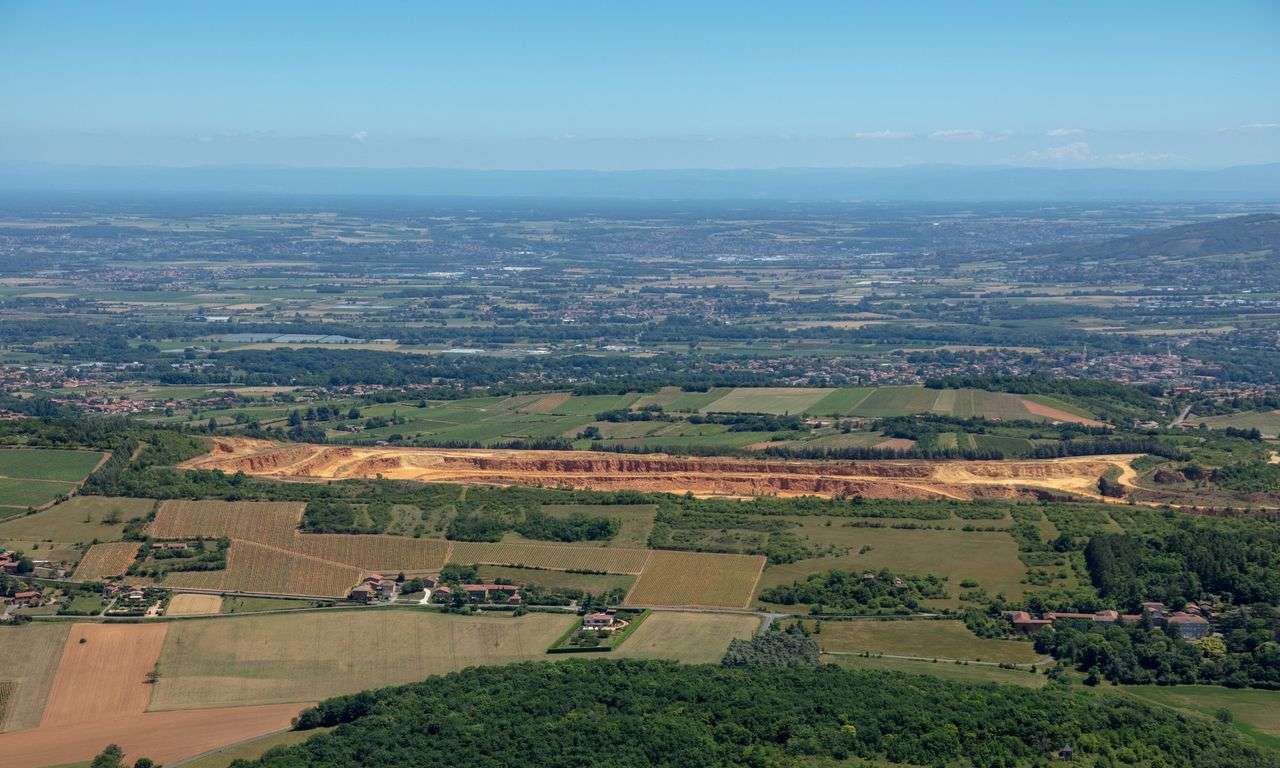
[2, 162, 1279, 201]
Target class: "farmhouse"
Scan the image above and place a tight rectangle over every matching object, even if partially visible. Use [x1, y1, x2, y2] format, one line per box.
[349, 574, 398, 603]
[462, 583, 522, 604]
[1003, 610, 1052, 635]
[582, 610, 629, 632]
[10, 589, 43, 607]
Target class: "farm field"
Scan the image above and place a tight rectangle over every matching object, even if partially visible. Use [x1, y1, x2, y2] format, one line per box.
[625, 550, 765, 608]
[221, 595, 327, 613]
[0, 448, 105, 483]
[612, 611, 762, 663]
[474, 565, 635, 594]
[0, 479, 79, 510]
[290, 533, 450, 572]
[757, 522, 1027, 606]
[448, 540, 650, 574]
[0, 538, 80, 570]
[166, 540, 363, 598]
[184, 385, 1104, 455]
[0, 496, 152, 543]
[180, 726, 335, 768]
[822, 653, 1047, 688]
[150, 609, 576, 709]
[0, 703, 307, 768]
[1193, 410, 1280, 438]
[811, 619, 1042, 664]
[71, 541, 140, 581]
[703, 387, 833, 415]
[150, 500, 304, 548]
[630, 386, 729, 412]
[186, 437, 1134, 501]
[1119, 685, 1280, 751]
[0, 623, 70, 732]
[40, 623, 169, 726]
[167, 594, 225, 615]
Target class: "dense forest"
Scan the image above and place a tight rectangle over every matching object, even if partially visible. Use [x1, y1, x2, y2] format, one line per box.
[236, 660, 1276, 768]
[1084, 525, 1280, 608]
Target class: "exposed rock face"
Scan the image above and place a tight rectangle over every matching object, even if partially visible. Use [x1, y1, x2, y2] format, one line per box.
[183, 438, 1138, 502]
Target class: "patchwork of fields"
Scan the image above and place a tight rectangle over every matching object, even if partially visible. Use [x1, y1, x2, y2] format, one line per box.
[149, 499, 765, 607]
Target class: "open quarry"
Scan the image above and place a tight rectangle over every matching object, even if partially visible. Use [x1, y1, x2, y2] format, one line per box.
[183, 438, 1139, 501]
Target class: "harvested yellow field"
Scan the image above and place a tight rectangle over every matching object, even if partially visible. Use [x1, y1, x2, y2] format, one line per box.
[166, 540, 362, 598]
[625, 550, 765, 608]
[72, 541, 140, 581]
[291, 534, 450, 572]
[150, 500, 303, 548]
[613, 611, 762, 663]
[448, 540, 650, 574]
[0, 624, 71, 732]
[166, 594, 224, 615]
[150, 610, 576, 709]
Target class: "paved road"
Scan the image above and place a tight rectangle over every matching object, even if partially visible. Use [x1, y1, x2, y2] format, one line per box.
[1169, 404, 1192, 429]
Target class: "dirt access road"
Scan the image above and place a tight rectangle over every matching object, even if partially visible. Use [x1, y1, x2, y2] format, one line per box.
[184, 438, 1138, 501]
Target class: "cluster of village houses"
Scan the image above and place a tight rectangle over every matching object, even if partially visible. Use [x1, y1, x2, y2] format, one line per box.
[348, 572, 534, 605]
[1004, 601, 1211, 640]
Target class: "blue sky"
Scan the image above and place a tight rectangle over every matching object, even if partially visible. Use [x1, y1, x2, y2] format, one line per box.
[1, 1, 1277, 169]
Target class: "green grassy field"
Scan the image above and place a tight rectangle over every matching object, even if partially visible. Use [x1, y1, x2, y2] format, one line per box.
[0, 448, 104, 482]
[0, 496, 153, 543]
[702, 387, 833, 415]
[822, 653, 1047, 688]
[0, 479, 75, 509]
[1119, 685, 1280, 752]
[179, 727, 336, 768]
[757, 520, 1027, 607]
[1194, 410, 1280, 438]
[631, 387, 730, 412]
[811, 619, 1042, 664]
[220, 596, 328, 613]
[804, 387, 874, 416]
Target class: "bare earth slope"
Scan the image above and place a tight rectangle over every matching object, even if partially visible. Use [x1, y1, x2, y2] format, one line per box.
[184, 438, 1138, 501]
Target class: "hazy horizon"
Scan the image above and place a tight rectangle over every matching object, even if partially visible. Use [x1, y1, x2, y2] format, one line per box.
[3, 2, 1277, 171]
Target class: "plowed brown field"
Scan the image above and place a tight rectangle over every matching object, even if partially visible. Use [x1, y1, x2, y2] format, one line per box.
[0, 703, 307, 768]
[40, 623, 168, 726]
[183, 438, 1139, 501]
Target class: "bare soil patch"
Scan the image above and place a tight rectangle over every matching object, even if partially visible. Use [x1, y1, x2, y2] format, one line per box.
[40, 623, 168, 726]
[0, 703, 306, 768]
[185, 438, 1136, 502]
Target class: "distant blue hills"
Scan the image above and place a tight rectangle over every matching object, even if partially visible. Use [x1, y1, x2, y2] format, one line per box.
[2, 162, 1278, 201]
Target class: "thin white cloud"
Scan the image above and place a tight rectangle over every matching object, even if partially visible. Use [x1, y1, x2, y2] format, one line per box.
[1023, 142, 1095, 162]
[1047, 127, 1085, 137]
[1218, 122, 1280, 132]
[351, 130, 369, 142]
[853, 130, 914, 140]
[929, 129, 1011, 142]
